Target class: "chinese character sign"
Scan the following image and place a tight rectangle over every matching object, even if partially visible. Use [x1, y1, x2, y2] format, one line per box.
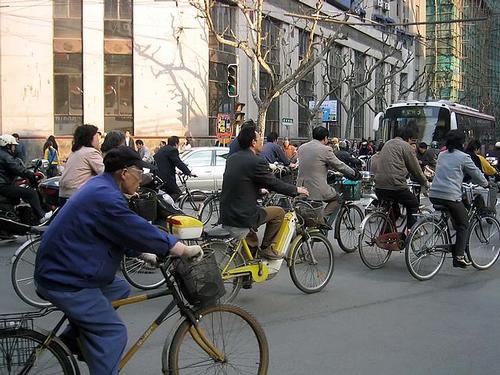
[217, 113, 232, 137]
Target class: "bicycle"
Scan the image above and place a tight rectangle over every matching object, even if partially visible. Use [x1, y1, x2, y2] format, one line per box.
[358, 183, 427, 269]
[177, 174, 208, 218]
[405, 183, 500, 281]
[202, 197, 335, 303]
[197, 190, 221, 226]
[0, 253, 269, 374]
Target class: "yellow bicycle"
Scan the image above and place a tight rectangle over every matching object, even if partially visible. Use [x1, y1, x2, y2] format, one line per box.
[203, 198, 335, 302]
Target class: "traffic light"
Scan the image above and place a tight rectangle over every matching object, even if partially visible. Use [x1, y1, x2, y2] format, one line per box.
[227, 63, 238, 98]
[234, 102, 245, 134]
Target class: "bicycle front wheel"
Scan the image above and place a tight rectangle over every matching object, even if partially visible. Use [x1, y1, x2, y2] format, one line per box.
[166, 304, 269, 375]
[179, 191, 208, 218]
[467, 215, 500, 270]
[289, 232, 335, 293]
[0, 328, 75, 374]
[405, 218, 447, 281]
[335, 204, 364, 253]
[358, 212, 393, 269]
[11, 237, 51, 308]
[199, 195, 220, 226]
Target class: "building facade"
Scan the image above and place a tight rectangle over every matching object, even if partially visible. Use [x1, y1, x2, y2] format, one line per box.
[0, 0, 425, 148]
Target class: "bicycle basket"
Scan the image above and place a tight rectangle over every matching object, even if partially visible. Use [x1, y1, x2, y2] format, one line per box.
[173, 251, 225, 307]
[0, 313, 35, 368]
[473, 185, 498, 212]
[295, 201, 325, 228]
[340, 179, 361, 201]
[130, 189, 158, 222]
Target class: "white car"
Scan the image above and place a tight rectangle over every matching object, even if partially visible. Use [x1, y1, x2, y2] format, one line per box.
[179, 147, 229, 191]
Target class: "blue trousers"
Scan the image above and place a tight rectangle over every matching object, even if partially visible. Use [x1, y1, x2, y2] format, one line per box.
[37, 277, 131, 375]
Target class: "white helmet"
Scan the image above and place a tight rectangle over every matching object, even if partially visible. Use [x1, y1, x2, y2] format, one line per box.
[0, 134, 19, 147]
[495, 141, 500, 149]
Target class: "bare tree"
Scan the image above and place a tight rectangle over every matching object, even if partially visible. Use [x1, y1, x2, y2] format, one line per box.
[289, 33, 419, 139]
[189, 0, 346, 136]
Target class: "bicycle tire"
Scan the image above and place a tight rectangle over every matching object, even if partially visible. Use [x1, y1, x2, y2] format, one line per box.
[178, 191, 208, 218]
[121, 226, 167, 290]
[358, 212, 393, 269]
[198, 195, 220, 226]
[335, 204, 364, 253]
[165, 304, 269, 375]
[202, 239, 244, 303]
[405, 217, 447, 281]
[289, 231, 335, 293]
[0, 328, 76, 374]
[466, 214, 500, 270]
[11, 237, 51, 308]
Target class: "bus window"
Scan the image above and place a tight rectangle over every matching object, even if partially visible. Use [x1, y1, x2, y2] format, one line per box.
[456, 113, 495, 149]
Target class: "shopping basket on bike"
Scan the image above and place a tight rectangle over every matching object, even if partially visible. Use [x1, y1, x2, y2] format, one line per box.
[340, 179, 362, 201]
[295, 201, 325, 228]
[472, 185, 498, 212]
[0, 312, 35, 368]
[173, 251, 225, 307]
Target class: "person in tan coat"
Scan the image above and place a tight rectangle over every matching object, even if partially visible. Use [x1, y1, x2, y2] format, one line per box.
[59, 124, 104, 205]
[297, 126, 359, 217]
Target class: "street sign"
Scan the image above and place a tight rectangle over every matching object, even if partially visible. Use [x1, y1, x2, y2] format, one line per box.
[281, 117, 294, 127]
[216, 113, 232, 137]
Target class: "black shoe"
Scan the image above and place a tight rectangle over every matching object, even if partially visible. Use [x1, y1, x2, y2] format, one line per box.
[241, 276, 253, 289]
[453, 256, 471, 269]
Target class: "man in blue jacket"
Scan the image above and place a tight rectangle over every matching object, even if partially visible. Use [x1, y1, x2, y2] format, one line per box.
[35, 146, 203, 375]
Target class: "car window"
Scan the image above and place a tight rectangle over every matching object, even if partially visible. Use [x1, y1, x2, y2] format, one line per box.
[184, 150, 212, 167]
[215, 150, 227, 166]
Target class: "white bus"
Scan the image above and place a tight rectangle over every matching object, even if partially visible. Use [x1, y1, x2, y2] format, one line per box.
[373, 100, 497, 152]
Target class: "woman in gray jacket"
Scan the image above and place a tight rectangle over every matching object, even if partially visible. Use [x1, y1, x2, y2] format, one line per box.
[429, 130, 489, 268]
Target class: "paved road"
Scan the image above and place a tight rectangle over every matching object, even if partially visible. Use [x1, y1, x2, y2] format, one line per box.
[0, 199, 499, 374]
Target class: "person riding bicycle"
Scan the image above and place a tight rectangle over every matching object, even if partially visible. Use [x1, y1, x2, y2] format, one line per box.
[334, 140, 363, 169]
[373, 127, 429, 233]
[260, 131, 296, 168]
[34, 146, 203, 375]
[429, 130, 489, 268]
[296, 126, 360, 219]
[0, 134, 47, 222]
[220, 126, 309, 261]
[153, 135, 196, 201]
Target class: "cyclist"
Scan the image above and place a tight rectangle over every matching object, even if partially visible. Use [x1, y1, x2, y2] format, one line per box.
[334, 140, 363, 169]
[227, 120, 257, 156]
[0, 134, 47, 222]
[297, 126, 360, 218]
[153, 135, 195, 201]
[260, 131, 295, 168]
[429, 130, 490, 268]
[373, 127, 429, 233]
[220, 126, 308, 260]
[35, 146, 203, 375]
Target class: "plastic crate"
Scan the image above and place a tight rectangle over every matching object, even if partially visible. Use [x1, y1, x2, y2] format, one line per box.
[341, 179, 361, 201]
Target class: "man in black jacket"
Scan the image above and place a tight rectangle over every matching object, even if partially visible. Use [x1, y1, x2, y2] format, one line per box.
[0, 134, 46, 221]
[153, 136, 195, 200]
[334, 141, 363, 169]
[220, 127, 308, 259]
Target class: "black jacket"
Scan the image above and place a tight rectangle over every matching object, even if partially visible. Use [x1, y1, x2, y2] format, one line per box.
[334, 150, 362, 169]
[0, 148, 35, 186]
[153, 145, 191, 191]
[220, 149, 298, 228]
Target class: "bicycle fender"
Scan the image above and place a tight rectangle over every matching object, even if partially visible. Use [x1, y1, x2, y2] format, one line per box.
[11, 237, 39, 264]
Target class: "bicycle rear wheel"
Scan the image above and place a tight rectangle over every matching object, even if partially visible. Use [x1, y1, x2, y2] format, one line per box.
[166, 304, 269, 375]
[405, 218, 447, 281]
[198, 195, 220, 226]
[179, 191, 208, 218]
[467, 215, 500, 270]
[0, 328, 75, 374]
[11, 237, 51, 308]
[289, 232, 335, 293]
[335, 204, 364, 253]
[358, 212, 393, 269]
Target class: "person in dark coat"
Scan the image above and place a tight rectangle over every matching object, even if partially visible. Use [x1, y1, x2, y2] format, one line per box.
[153, 135, 195, 200]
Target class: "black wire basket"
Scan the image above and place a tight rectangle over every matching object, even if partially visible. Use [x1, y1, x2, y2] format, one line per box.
[0, 313, 35, 368]
[173, 251, 226, 307]
[295, 201, 325, 228]
[130, 189, 158, 222]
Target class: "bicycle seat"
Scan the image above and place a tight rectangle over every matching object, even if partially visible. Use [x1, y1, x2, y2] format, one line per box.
[204, 227, 233, 239]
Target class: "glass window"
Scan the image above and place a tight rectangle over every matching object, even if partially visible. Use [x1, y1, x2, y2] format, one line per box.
[208, 63, 233, 136]
[104, 54, 133, 74]
[215, 150, 227, 166]
[105, 0, 131, 20]
[54, 1, 82, 38]
[184, 151, 213, 168]
[54, 53, 82, 74]
[104, 20, 132, 39]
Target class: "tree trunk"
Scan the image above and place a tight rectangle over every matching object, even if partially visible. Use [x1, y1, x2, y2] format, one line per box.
[257, 103, 269, 139]
[344, 111, 354, 140]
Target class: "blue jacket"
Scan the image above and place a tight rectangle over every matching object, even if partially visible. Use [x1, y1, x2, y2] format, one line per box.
[260, 142, 290, 166]
[35, 173, 179, 290]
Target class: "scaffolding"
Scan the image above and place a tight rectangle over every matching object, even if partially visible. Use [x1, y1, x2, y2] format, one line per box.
[425, 0, 499, 123]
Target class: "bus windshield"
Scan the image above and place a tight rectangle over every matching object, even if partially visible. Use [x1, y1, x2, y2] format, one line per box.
[380, 106, 450, 146]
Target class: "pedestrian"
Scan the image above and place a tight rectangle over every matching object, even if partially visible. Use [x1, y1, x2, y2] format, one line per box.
[101, 130, 125, 157]
[59, 124, 104, 206]
[12, 133, 26, 164]
[282, 137, 297, 162]
[124, 130, 135, 151]
[43, 140, 60, 178]
[43, 135, 59, 154]
[135, 139, 153, 163]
